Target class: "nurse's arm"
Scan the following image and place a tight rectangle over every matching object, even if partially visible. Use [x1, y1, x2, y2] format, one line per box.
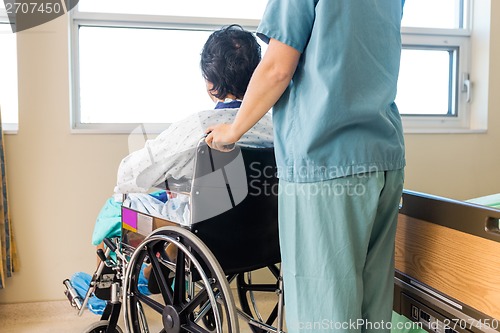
[206, 38, 300, 148]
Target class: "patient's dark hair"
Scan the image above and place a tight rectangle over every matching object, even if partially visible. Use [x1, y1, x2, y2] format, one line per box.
[201, 24, 261, 100]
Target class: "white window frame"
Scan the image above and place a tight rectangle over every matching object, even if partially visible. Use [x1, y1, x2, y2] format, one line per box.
[400, 0, 487, 133]
[69, 8, 260, 133]
[0, 6, 18, 134]
[400, 31, 470, 132]
[70, 0, 486, 134]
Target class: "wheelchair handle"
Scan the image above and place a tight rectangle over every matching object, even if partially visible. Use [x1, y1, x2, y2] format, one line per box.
[96, 249, 107, 262]
[103, 238, 117, 252]
[203, 132, 235, 152]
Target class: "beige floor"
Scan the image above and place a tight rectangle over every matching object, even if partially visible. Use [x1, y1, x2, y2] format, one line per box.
[0, 300, 102, 333]
[0, 292, 282, 333]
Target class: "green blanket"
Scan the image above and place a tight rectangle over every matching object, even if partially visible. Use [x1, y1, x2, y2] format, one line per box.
[391, 312, 426, 333]
[467, 193, 500, 209]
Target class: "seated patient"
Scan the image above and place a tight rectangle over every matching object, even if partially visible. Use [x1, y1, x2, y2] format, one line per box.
[92, 24, 274, 248]
[70, 26, 273, 315]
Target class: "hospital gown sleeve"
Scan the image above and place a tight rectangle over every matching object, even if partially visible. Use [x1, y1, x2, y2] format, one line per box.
[114, 115, 204, 194]
[114, 129, 174, 194]
[113, 109, 268, 195]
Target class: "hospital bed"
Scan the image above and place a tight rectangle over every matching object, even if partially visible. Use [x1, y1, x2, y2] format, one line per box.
[393, 190, 500, 333]
[65, 141, 284, 333]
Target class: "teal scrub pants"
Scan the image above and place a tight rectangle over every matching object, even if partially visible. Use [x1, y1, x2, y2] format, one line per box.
[278, 169, 404, 332]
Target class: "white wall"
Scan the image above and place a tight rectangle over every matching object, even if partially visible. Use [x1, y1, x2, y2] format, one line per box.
[1, 3, 499, 303]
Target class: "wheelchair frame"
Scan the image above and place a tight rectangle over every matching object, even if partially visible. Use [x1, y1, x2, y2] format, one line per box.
[64, 141, 285, 333]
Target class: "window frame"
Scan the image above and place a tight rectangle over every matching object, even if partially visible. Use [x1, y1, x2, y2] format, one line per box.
[0, 6, 19, 133]
[400, 30, 471, 132]
[398, 0, 478, 133]
[69, 10, 261, 134]
[70, 1, 480, 134]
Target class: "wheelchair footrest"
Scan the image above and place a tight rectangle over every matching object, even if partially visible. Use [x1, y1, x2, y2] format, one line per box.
[63, 279, 83, 310]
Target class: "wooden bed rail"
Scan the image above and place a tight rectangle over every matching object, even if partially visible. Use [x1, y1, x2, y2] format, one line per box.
[395, 190, 500, 321]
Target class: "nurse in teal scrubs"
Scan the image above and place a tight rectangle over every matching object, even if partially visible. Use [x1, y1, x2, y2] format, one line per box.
[206, 1, 406, 331]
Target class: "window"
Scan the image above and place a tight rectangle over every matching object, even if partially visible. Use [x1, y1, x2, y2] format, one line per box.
[398, 48, 455, 116]
[397, 0, 474, 132]
[71, 0, 478, 133]
[78, 27, 212, 124]
[0, 2, 18, 132]
[70, 0, 268, 132]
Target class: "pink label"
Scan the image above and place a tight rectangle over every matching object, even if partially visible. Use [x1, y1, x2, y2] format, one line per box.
[122, 207, 137, 229]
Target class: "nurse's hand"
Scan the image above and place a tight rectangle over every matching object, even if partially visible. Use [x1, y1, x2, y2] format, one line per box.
[205, 123, 240, 152]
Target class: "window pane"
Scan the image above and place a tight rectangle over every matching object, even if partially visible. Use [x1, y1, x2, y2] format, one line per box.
[396, 49, 452, 116]
[0, 23, 18, 124]
[78, 27, 214, 124]
[78, 0, 268, 20]
[402, 0, 464, 29]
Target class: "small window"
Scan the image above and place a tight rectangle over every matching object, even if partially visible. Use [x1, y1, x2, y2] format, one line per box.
[402, 0, 466, 29]
[397, 48, 456, 116]
[398, 0, 472, 132]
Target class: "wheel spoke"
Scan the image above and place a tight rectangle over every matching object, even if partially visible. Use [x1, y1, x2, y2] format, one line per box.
[268, 265, 280, 279]
[173, 248, 186, 305]
[125, 227, 239, 333]
[266, 303, 279, 325]
[134, 292, 165, 314]
[147, 243, 174, 305]
[178, 286, 208, 317]
[236, 269, 281, 332]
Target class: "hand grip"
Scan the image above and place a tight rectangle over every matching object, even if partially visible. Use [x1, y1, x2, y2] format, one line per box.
[103, 238, 117, 252]
[485, 217, 500, 236]
[204, 131, 235, 152]
[96, 249, 107, 262]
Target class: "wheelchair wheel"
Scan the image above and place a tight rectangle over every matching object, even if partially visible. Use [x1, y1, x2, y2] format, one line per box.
[237, 265, 283, 333]
[123, 226, 239, 333]
[82, 320, 123, 333]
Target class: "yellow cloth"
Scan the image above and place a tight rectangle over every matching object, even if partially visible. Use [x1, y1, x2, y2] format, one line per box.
[0, 113, 15, 289]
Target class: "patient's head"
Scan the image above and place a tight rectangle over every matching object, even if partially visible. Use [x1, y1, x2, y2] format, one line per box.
[201, 24, 261, 101]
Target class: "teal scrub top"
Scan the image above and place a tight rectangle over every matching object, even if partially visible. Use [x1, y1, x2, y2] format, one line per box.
[257, 0, 406, 183]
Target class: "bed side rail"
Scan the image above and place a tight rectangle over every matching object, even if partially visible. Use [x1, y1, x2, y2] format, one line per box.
[394, 190, 500, 332]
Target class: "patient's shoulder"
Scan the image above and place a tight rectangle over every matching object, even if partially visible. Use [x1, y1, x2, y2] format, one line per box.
[240, 112, 274, 148]
[196, 108, 238, 127]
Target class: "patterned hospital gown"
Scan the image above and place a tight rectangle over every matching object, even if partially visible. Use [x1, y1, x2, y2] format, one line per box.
[114, 107, 274, 195]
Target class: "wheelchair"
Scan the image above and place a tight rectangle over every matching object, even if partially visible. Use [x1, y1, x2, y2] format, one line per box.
[64, 141, 285, 333]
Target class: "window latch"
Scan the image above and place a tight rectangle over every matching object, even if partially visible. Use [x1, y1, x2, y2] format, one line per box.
[462, 73, 471, 103]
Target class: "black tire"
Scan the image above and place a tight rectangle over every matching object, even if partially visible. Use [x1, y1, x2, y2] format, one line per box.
[82, 320, 123, 333]
[123, 226, 238, 333]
